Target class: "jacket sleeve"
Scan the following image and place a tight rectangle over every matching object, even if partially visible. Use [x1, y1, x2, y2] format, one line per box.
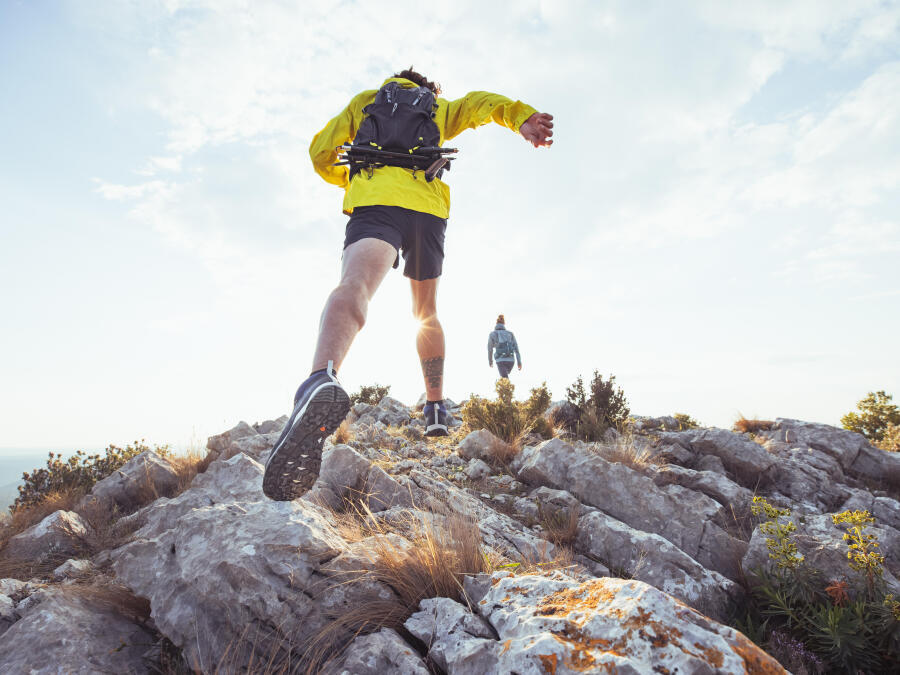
[442, 92, 538, 142]
[309, 91, 372, 188]
[512, 333, 522, 366]
[487, 332, 496, 363]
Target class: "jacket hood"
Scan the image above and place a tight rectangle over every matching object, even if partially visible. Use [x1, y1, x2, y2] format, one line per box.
[495, 323, 506, 330]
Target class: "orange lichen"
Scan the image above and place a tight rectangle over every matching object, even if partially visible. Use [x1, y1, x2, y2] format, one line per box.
[692, 642, 724, 668]
[729, 634, 787, 674]
[538, 653, 558, 674]
[500, 639, 512, 655]
[537, 578, 619, 622]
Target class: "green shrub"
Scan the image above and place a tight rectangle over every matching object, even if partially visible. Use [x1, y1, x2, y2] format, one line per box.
[13, 441, 168, 513]
[461, 379, 553, 443]
[673, 413, 700, 430]
[565, 371, 629, 441]
[350, 383, 391, 406]
[742, 499, 900, 672]
[841, 391, 900, 443]
[875, 423, 900, 453]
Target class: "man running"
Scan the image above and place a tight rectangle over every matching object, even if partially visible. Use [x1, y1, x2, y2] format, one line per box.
[488, 314, 522, 379]
[263, 68, 553, 501]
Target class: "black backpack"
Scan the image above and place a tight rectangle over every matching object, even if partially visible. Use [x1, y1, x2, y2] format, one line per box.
[349, 82, 444, 180]
[495, 330, 516, 359]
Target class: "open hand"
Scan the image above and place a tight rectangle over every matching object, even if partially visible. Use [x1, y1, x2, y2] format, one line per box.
[520, 112, 553, 147]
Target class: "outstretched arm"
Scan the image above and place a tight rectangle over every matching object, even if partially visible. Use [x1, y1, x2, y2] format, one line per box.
[487, 332, 495, 366]
[443, 91, 541, 143]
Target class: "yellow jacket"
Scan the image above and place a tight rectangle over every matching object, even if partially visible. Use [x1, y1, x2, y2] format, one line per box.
[309, 78, 537, 219]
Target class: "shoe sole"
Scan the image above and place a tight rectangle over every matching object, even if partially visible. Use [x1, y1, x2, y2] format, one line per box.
[425, 423, 449, 437]
[262, 383, 350, 501]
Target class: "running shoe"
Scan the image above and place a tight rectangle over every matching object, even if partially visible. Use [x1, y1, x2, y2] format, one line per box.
[423, 400, 450, 437]
[263, 361, 350, 500]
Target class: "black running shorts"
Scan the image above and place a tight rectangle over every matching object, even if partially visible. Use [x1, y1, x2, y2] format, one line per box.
[343, 205, 447, 281]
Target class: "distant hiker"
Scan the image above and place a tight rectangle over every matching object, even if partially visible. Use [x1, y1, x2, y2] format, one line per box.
[262, 68, 553, 501]
[488, 314, 522, 379]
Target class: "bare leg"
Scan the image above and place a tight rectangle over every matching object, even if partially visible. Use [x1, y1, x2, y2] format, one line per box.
[311, 238, 397, 372]
[410, 277, 444, 401]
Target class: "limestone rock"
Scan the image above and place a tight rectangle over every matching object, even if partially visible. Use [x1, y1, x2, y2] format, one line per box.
[465, 458, 492, 480]
[0, 595, 15, 636]
[653, 464, 754, 515]
[254, 415, 288, 434]
[83, 450, 179, 512]
[307, 444, 412, 512]
[696, 453, 727, 474]
[766, 418, 900, 489]
[457, 429, 502, 462]
[576, 509, 742, 620]
[354, 396, 412, 427]
[632, 415, 680, 432]
[516, 438, 743, 579]
[407, 469, 558, 562]
[52, 558, 94, 581]
[0, 591, 153, 674]
[112, 494, 357, 671]
[3, 510, 89, 562]
[125, 452, 267, 540]
[323, 627, 428, 674]
[476, 573, 785, 674]
[206, 420, 259, 460]
[673, 428, 778, 486]
[0, 579, 32, 602]
[544, 400, 578, 430]
[405, 597, 499, 673]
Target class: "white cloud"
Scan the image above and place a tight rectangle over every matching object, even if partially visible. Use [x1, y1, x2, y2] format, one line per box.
[92, 178, 169, 201]
[70, 0, 900, 436]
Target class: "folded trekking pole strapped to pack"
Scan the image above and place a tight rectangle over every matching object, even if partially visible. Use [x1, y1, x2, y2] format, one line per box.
[334, 143, 458, 182]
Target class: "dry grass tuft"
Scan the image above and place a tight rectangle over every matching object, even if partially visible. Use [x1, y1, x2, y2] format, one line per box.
[596, 433, 664, 473]
[509, 542, 577, 576]
[302, 508, 494, 673]
[62, 576, 152, 623]
[538, 505, 580, 548]
[169, 449, 214, 494]
[331, 420, 354, 445]
[485, 434, 523, 468]
[734, 416, 775, 434]
[0, 551, 71, 581]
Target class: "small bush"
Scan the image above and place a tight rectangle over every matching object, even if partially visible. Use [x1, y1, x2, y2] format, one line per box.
[743, 499, 900, 673]
[12, 441, 168, 513]
[673, 413, 700, 430]
[876, 423, 900, 452]
[734, 417, 775, 434]
[565, 371, 629, 441]
[461, 379, 553, 444]
[841, 391, 900, 443]
[349, 383, 391, 406]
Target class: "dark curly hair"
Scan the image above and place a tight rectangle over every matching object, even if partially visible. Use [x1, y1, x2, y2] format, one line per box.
[394, 67, 441, 95]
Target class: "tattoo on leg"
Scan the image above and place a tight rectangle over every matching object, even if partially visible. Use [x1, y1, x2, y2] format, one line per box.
[421, 356, 444, 391]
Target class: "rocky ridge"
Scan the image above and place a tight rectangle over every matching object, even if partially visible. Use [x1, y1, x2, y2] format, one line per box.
[1, 396, 898, 673]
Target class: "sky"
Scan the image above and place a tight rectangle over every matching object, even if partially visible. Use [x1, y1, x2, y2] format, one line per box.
[1, 0, 899, 453]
